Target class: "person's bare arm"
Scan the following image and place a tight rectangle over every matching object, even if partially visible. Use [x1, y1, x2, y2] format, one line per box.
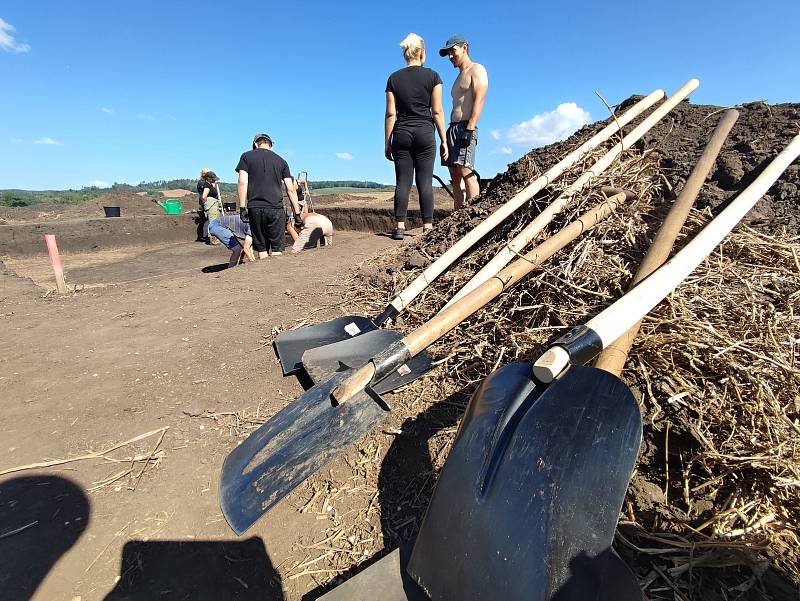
[385, 91, 397, 160]
[237, 170, 248, 208]
[466, 64, 489, 130]
[431, 83, 449, 162]
[284, 177, 300, 214]
[202, 187, 210, 201]
[242, 236, 255, 261]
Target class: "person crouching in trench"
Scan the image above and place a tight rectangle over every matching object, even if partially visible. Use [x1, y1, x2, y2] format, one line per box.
[208, 213, 256, 267]
[286, 196, 333, 253]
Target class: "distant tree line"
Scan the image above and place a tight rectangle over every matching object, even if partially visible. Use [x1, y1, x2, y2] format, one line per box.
[0, 179, 391, 207]
[115, 179, 391, 192]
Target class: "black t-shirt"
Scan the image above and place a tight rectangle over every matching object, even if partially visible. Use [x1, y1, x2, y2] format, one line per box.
[235, 149, 291, 209]
[200, 180, 219, 199]
[386, 66, 442, 127]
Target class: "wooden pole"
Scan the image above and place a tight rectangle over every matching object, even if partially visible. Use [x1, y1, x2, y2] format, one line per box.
[534, 130, 800, 383]
[594, 108, 740, 375]
[44, 234, 68, 293]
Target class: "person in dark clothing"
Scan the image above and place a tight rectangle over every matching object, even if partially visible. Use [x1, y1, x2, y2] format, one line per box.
[199, 171, 223, 246]
[235, 133, 301, 258]
[196, 167, 210, 242]
[385, 33, 448, 240]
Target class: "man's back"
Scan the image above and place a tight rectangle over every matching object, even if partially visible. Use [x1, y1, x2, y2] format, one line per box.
[235, 149, 290, 209]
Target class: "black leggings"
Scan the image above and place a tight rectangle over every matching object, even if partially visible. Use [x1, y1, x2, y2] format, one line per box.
[391, 124, 435, 223]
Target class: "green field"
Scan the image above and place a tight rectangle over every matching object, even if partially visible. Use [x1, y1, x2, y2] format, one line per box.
[309, 186, 394, 195]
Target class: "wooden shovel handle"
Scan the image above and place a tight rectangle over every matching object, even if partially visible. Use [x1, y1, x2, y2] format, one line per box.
[402, 191, 632, 357]
[332, 191, 633, 404]
[535, 130, 800, 382]
[594, 108, 740, 376]
[443, 81, 700, 309]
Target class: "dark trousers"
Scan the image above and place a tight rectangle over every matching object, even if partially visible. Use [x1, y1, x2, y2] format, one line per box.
[249, 206, 285, 252]
[196, 203, 207, 241]
[391, 124, 435, 222]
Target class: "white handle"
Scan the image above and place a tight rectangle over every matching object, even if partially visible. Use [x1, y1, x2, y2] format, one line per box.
[385, 89, 666, 316]
[534, 131, 800, 383]
[443, 79, 700, 308]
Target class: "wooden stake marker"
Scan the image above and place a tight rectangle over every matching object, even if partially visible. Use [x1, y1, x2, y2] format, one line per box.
[44, 234, 68, 293]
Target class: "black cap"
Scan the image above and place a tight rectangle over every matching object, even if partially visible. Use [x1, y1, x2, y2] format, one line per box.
[252, 133, 273, 149]
[204, 170, 219, 181]
[439, 34, 468, 56]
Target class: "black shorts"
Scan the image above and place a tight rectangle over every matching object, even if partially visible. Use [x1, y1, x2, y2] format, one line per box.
[248, 206, 285, 252]
[443, 121, 478, 170]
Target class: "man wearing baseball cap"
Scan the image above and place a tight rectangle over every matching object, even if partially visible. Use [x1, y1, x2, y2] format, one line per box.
[439, 34, 489, 210]
[235, 133, 301, 258]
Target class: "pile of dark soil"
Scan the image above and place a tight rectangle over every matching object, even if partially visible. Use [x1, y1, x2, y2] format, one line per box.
[277, 95, 799, 600]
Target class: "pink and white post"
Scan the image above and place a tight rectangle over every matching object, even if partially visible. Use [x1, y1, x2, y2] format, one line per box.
[44, 234, 68, 293]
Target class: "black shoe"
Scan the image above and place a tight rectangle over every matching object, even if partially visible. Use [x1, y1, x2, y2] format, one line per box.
[390, 228, 405, 240]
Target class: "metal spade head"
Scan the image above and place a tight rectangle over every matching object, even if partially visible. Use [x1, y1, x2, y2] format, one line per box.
[274, 315, 378, 375]
[301, 329, 433, 395]
[407, 363, 643, 600]
[220, 368, 388, 534]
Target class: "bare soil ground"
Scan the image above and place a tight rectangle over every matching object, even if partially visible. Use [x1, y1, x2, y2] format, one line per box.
[0, 231, 415, 601]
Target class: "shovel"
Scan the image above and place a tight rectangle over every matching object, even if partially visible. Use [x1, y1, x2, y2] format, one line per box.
[405, 109, 742, 601]
[300, 187, 633, 392]
[221, 190, 636, 534]
[273, 90, 666, 375]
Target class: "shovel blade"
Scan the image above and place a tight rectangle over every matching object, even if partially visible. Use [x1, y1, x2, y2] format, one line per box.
[220, 369, 387, 534]
[274, 316, 378, 375]
[408, 363, 642, 601]
[302, 329, 433, 395]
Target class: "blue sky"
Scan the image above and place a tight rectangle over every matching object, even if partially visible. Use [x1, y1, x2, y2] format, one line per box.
[2, 0, 799, 190]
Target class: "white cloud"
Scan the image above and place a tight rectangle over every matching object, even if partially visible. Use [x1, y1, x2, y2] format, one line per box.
[490, 130, 501, 141]
[88, 180, 110, 188]
[138, 114, 155, 121]
[34, 137, 61, 145]
[497, 102, 591, 147]
[335, 152, 353, 161]
[500, 147, 513, 155]
[0, 18, 30, 53]
[100, 107, 115, 114]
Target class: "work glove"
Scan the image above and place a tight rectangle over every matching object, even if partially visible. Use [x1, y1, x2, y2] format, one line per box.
[460, 128, 475, 146]
[239, 207, 249, 223]
[293, 213, 303, 228]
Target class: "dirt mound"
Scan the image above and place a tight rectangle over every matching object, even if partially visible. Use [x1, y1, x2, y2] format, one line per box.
[160, 188, 193, 198]
[286, 97, 799, 598]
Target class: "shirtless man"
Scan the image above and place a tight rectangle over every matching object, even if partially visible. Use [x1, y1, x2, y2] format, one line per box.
[439, 34, 489, 209]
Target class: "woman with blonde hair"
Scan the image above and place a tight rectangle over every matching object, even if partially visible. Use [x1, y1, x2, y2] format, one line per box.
[384, 33, 448, 240]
